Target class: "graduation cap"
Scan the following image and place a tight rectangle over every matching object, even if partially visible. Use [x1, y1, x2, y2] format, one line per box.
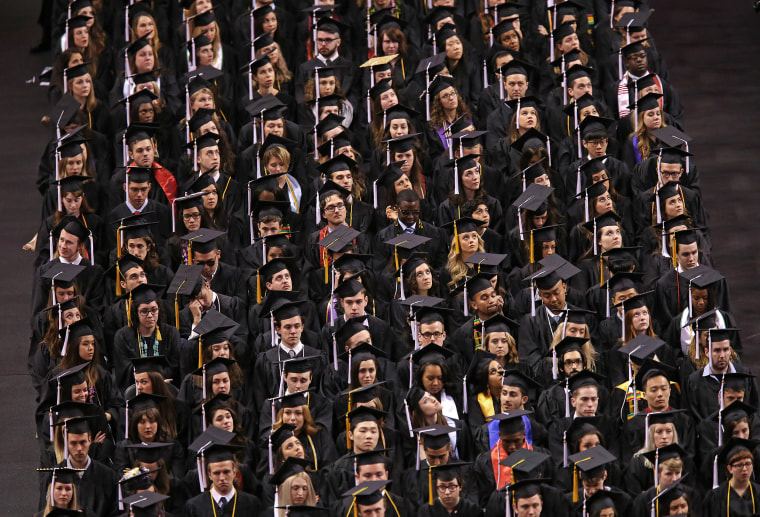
[181, 228, 225, 260]
[191, 357, 236, 400]
[524, 256, 577, 314]
[679, 265, 724, 317]
[569, 445, 617, 502]
[333, 276, 365, 299]
[53, 416, 94, 459]
[51, 362, 90, 406]
[492, 409, 532, 435]
[369, 78, 394, 101]
[584, 489, 628, 516]
[617, 334, 665, 380]
[269, 423, 297, 455]
[56, 318, 94, 359]
[131, 356, 170, 381]
[123, 441, 172, 465]
[315, 15, 349, 35]
[122, 491, 169, 517]
[343, 480, 390, 507]
[653, 126, 692, 154]
[413, 423, 459, 453]
[640, 444, 688, 487]
[269, 456, 312, 486]
[341, 382, 386, 407]
[634, 358, 678, 393]
[501, 370, 542, 396]
[194, 310, 239, 363]
[498, 448, 549, 483]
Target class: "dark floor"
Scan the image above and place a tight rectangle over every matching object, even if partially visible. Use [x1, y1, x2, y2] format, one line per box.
[2, 1, 759, 514]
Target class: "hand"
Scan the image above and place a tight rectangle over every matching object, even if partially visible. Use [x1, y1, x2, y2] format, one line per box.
[496, 295, 505, 311]
[93, 431, 106, 444]
[189, 299, 203, 325]
[537, 25, 548, 36]
[386, 205, 398, 222]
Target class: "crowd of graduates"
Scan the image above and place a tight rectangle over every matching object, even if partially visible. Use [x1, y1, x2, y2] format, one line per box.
[25, 0, 759, 516]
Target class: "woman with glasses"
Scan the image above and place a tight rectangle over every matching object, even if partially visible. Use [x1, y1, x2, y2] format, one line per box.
[112, 284, 181, 392]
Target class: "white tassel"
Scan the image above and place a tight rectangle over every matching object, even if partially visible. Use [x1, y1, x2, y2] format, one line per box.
[373, 181, 378, 209]
[563, 430, 568, 467]
[404, 400, 414, 437]
[463, 376, 468, 414]
[61, 326, 70, 357]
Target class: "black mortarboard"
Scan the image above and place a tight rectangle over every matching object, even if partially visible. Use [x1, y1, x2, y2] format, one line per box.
[585, 490, 627, 516]
[67, 14, 91, 30]
[187, 131, 220, 151]
[126, 393, 166, 414]
[499, 447, 550, 476]
[579, 115, 614, 139]
[195, 311, 239, 346]
[569, 445, 617, 478]
[347, 406, 387, 427]
[492, 409, 531, 435]
[58, 318, 93, 342]
[411, 344, 454, 365]
[182, 228, 225, 254]
[124, 441, 172, 464]
[617, 334, 665, 364]
[636, 92, 662, 112]
[131, 356, 170, 377]
[333, 276, 365, 299]
[634, 358, 677, 388]
[502, 370, 542, 393]
[192, 357, 236, 378]
[201, 443, 242, 464]
[567, 370, 605, 393]
[122, 491, 169, 517]
[166, 264, 204, 300]
[718, 401, 757, 423]
[269, 456, 312, 485]
[344, 480, 390, 506]
[414, 423, 459, 449]
[270, 423, 297, 451]
[652, 126, 692, 149]
[640, 443, 688, 465]
[386, 133, 419, 154]
[42, 263, 85, 290]
[679, 265, 724, 289]
[483, 314, 518, 336]
[188, 426, 235, 454]
[415, 52, 448, 77]
[272, 391, 310, 410]
[427, 74, 455, 97]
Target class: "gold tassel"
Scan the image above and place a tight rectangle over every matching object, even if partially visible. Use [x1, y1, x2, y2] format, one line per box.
[454, 221, 460, 255]
[324, 248, 329, 285]
[529, 231, 534, 264]
[428, 467, 433, 505]
[126, 293, 132, 327]
[256, 272, 262, 304]
[672, 240, 678, 268]
[156, 327, 162, 341]
[573, 464, 578, 502]
[198, 336, 203, 369]
[599, 257, 604, 287]
[175, 296, 180, 329]
[115, 263, 122, 296]
[188, 243, 193, 265]
[346, 392, 352, 450]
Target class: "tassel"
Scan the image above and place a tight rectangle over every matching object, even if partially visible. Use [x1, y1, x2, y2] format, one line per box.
[118, 482, 124, 511]
[49, 231, 54, 262]
[408, 356, 413, 388]
[124, 400, 129, 440]
[463, 283, 468, 317]
[546, 138, 552, 167]
[346, 393, 352, 449]
[404, 400, 414, 437]
[175, 295, 180, 329]
[712, 455, 718, 489]
[563, 430, 568, 467]
[718, 412, 723, 446]
[198, 337, 203, 369]
[565, 380, 571, 418]
[552, 348, 558, 380]
[572, 464, 579, 502]
[531, 280, 536, 317]
[115, 263, 122, 296]
[49, 409, 54, 449]
[453, 161, 459, 195]
[518, 210, 524, 241]
[428, 467, 434, 505]
[268, 433, 274, 474]
[256, 272, 262, 304]
[197, 456, 206, 492]
[453, 221, 460, 255]
[654, 449, 659, 488]
[415, 433, 421, 470]
[63, 423, 69, 459]
[462, 376, 468, 414]
[61, 326, 70, 357]
[576, 166, 582, 196]
[270, 315, 276, 348]
[332, 333, 338, 371]
[187, 243, 193, 265]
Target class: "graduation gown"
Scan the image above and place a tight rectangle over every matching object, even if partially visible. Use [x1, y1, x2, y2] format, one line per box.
[184, 489, 261, 517]
[111, 323, 182, 391]
[44, 459, 117, 517]
[686, 364, 760, 421]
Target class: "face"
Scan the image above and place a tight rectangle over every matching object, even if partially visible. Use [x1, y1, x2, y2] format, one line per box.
[504, 74, 528, 100]
[571, 386, 598, 417]
[501, 385, 526, 411]
[290, 476, 309, 504]
[579, 432, 600, 451]
[664, 194, 684, 219]
[418, 390, 443, 416]
[644, 375, 671, 412]
[64, 154, 84, 175]
[471, 203, 490, 227]
[197, 44, 214, 66]
[316, 30, 340, 56]
[55, 286, 76, 304]
[340, 292, 368, 318]
[559, 32, 580, 54]
[595, 191, 614, 214]
[350, 421, 380, 452]
[387, 118, 409, 139]
[137, 414, 158, 441]
[538, 280, 566, 312]
[262, 12, 277, 34]
[643, 107, 662, 130]
[78, 335, 95, 361]
[357, 463, 388, 483]
[329, 169, 353, 192]
[120, 265, 148, 294]
[134, 15, 155, 39]
[266, 268, 292, 292]
[668, 497, 689, 516]
[277, 315, 304, 347]
[445, 36, 463, 60]
[66, 432, 91, 466]
[358, 501, 385, 517]
[264, 119, 285, 138]
[125, 238, 149, 261]
[677, 242, 699, 270]
[134, 372, 152, 394]
[210, 341, 230, 359]
[71, 74, 92, 99]
[659, 163, 683, 185]
[73, 26, 89, 49]
[394, 150, 414, 174]
[500, 431, 525, 455]
[135, 46, 155, 73]
[347, 330, 372, 350]
[422, 365, 444, 395]
[127, 180, 151, 208]
[318, 76, 336, 96]
[71, 380, 89, 403]
[565, 322, 586, 339]
[194, 249, 220, 279]
[652, 423, 675, 448]
[281, 436, 305, 458]
[53, 481, 74, 507]
[470, 286, 500, 317]
[583, 136, 608, 158]
[62, 307, 82, 328]
[625, 50, 648, 76]
[382, 34, 398, 55]
[379, 89, 398, 110]
[208, 460, 236, 494]
[598, 224, 622, 253]
[684, 290, 708, 318]
[354, 359, 377, 386]
[202, 183, 218, 211]
[518, 107, 538, 129]
[487, 332, 511, 358]
[630, 307, 650, 335]
[322, 194, 347, 226]
[137, 301, 159, 330]
[500, 30, 520, 51]
[710, 340, 732, 372]
[60, 192, 83, 217]
[191, 91, 214, 112]
[285, 371, 312, 393]
[569, 77, 592, 101]
[418, 322, 446, 347]
[129, 138, 155, 168]
[437, 478, 462, 507]
[562, 350, 583, 376]
[659, 466, 682, 487]
[182, 208, 202, 231]
[282, 406, 305, 432]
[197, 145, 220, 173]
[436, 87, 458, 117]
[733, 421, 751, 440]
[461, 166, 481, 191]
[212, 409, 235, 432]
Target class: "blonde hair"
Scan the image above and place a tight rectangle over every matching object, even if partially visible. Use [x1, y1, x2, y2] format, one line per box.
[549, 322, 598, 372]
[43, 479, 79, 515]
[445, 232, 486, 289]
[278, 472, 317, 517]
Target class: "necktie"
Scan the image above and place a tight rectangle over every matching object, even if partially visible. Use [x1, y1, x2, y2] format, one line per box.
[405, 226, 414, 234]
[288, 350, 296, 359]
[219, 497, 227, 509]
[133, 210, 141, 215]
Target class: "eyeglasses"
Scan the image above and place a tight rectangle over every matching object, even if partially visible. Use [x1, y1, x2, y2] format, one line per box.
[183, 213, 202, 220]
[194, 259, 216, 267]
[564, 358, 583, 367]
[731, 461, 753, 470]
[436, 484, 460, 493]
[660, 171, 682, 179]
[420, 332, 444, 340]
[441, 91, 457, 100]
[324, 203, 346, 213]
[585, 138, 607, 146]
[317, 37, 339, 43]
[138, 308, 159, 316]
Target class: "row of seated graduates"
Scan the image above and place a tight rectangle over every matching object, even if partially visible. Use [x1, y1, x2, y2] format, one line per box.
[28, 0, 756, 516]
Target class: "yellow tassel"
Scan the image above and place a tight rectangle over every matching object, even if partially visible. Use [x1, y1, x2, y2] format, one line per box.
[256, 272, 262, 304]
[428, 467, 433, 506]
[156, 327, 162, 341]
[454, 222, 460, 255]
[573, 464, 578, 503]
[175, 296, 180, 329]
[672, 241, 678, 268]
[127, 293, 132, 327]
[115, 263, 122, 296]
[116, 226, 122, 259]
[324, 249, 329, 285]
[346, 393, 352, 450]
[529, 232, 534, 264]
[599, 257, 604, 287]
[188, 243, 192, 265]
[198, 336, 203, 369]
[394, 247, 399, 272]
